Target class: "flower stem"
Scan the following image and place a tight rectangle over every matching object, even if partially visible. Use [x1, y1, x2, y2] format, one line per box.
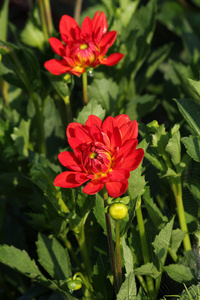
[38, 0, 49, 43]
[31, 93, 46, 155]
[63, 95, 73, 125]
[135, 197, 155, 299]
[115, 220, 122, 288]
[74, 0, 83, 23]
[171, 177, 191, 251]
[103, 186, 119, 294]
[43, 0, 53, 36]
[82, 72, 88, 106]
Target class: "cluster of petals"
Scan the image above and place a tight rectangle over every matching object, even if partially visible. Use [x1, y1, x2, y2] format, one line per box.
[54, 114, 144, 198]
[44, 11, 124, 76]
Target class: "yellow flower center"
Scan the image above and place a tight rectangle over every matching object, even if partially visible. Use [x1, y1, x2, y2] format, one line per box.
[89, 152, 97, 159]
[80, 43, 88, 50]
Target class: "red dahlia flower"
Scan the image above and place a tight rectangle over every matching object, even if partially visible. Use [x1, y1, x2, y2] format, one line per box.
[54, 114, 144, 198]
[44, 11, 124, 76]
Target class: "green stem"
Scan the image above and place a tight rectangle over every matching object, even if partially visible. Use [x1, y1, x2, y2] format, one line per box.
[162, 151, 191, 252]
[171, 178, 191, 251]
[135, 197, 155, 299]
[43, 0, 53, 36]
[103, 186, 119, 294]
[115, 220, 122, 289]
[82, 72, 88, 106]
[63, 95, 73, 125]
[0, 79, 9, 107]
[75, 214, 93, 299]
[38, 0, 49, 43]
[31, 93, 46, 155]
[74, 0, 83, 22]
[136, 275, 148, 294]
[62, 235, 82, 271]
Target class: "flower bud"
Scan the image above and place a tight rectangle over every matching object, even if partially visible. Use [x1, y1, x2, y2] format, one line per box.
[109, 203, 128, 220]
[67, 278, 82, 291]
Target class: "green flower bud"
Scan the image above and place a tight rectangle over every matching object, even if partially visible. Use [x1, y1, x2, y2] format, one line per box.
[109, 203, 128, 220]
[67, 278, 82, 291]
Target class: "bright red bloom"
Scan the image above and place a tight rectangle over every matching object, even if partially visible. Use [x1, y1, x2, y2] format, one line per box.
[54, 114, 144, 198]
[44, 11, 124, 76]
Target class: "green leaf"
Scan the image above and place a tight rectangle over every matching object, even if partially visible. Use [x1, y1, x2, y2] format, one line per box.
[161, 167, 179, 178]
[30, 154, 67, 216]
[117, 272, 137, 300]
[151, 124, 169, 153]
[43, 96, 63, 139]
[134, 262, 160, 279]
[76, 191, 96, 218]
[175, 98, 200, 136]
[11, 118, 31, 157]
[136, 43, 172, 94]
[187, 79, 200, 101]
[165, 124, 181, 172]
[187, 180, 200, 206]
[164, 264, 195, 283]
[48, 75, 69, 100]
[87, 78, 119, 115]
[0, 0, 9, 41]
[20, 19, 45, 51]
[36, 233, 71, 280]
[75, 99, 106, 125]
[128, 139, 147, 200]
[122, 236, 134, 276]
[121, 0, 156, 79]
[143, 187, 168, 228]
[180, 283, 200, 299]
[0, 244, 47, 282]
[170, 229, 185, 259]
[93, 194, 115, 239]
[125, 94, 158, 120]
[92, 255, 113, 300]
[152, 217, 174, 270]
[181, 136, 200, 162]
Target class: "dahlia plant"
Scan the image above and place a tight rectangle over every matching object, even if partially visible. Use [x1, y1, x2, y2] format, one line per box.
[0, 1, 200, 300]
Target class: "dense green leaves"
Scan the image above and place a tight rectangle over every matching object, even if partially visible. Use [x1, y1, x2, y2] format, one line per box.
[175, 98, 200, 136]
[75, 98, 106, 124]
[36, 233, 71, 280]
[0, 245, 47, 281]
[116, 272, 137, 300]
[1, 0, 200, 298]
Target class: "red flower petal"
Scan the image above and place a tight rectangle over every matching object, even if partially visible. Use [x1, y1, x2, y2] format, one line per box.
[59, 15, 79, 42]
[123, 148, 144, 171]
[120, 120, 138, 142]
[74, 126, 93, 143]
[49, 37, 65, 56]
[100, 53, 124, 66]
[109, 169, 130, 181]
[68, 137, 83, 150]
[92, 11, 107, 35]
[67, 122, 84, 138]
[81, 16, 93, 39]
[115, 114, 131, 127]
[44, 59, 70, 75]
[58, 151, 82, 171]
[83, 179, 104, 195]
[102, 116, 116, 139]
[54, 171, 89, 188]
[99, 31, 117, 48]
[115, 139, 138, 162]
[63, 56, 76, 67]
[85, 115, 102, 128]
[110, 127, 122, 149]
[106, 179, 128, 197]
